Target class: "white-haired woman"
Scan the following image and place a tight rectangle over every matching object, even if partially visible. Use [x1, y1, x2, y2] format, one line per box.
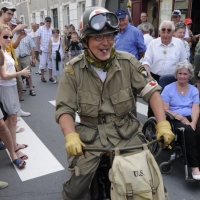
[174, 22, 190, 61]
[161, 61, 200, 180]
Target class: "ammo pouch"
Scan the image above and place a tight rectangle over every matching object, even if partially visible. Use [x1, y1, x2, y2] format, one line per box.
[75, 123, 98, 144]
[109, 144, 166, 200]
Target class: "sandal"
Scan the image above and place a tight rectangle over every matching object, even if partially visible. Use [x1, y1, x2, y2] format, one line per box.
[16, 126, 25, 133]
[15, 149, 28, 160]
[30, 90, 36, 96]
[20, 99, 24, 102]
[16, 143, 28, 150]
[49, 78, 54, 82]
[22, 89, 26, 93]
[41, 77, 46, 82]
[13, 158, 26, 169]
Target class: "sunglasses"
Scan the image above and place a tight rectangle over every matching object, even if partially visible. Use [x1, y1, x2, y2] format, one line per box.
[52, 31, 58, 33]
[3, 35, 13, 39]
[46, 20, 51, 22]
[172, 16, 178, 18]
[161, 28, 172, 33]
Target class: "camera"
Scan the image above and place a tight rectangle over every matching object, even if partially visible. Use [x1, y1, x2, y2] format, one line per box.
[20, 29, 25, 34]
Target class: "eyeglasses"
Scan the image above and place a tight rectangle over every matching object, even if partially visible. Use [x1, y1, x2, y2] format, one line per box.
[90, 33, 115, 41]
[3, 35, 13, 39]
[6, 12, 14, 17]
[161, 28, 172, 34]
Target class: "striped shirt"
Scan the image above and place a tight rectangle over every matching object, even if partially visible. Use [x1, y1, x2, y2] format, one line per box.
[37, 25, 53, 52]
[18, 35, 36, 57]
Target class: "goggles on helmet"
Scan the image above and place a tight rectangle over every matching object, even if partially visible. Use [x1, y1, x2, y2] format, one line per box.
[89, 12, 119, 31]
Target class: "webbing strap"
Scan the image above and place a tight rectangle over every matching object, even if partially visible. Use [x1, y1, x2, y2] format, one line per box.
[126, 183, 133, 200]
[142, 143, 148, 150]
[115, 147, 120, 156]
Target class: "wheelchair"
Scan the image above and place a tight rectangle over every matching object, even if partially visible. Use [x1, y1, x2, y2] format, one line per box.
[142, 74, 196, 182]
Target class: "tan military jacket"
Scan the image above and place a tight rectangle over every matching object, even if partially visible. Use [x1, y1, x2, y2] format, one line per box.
[56, 50, 161, 122]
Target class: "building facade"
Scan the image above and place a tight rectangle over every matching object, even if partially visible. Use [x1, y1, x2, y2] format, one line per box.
[6, 0, 199, 36]
[10, 0, 107, 35]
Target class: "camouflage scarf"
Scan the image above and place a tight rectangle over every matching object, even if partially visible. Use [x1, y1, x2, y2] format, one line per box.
[84, 48, 116, 72]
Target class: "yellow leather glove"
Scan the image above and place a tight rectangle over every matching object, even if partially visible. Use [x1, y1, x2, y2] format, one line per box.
[65, 132, 86, 156]
[156, 120, 175, 148]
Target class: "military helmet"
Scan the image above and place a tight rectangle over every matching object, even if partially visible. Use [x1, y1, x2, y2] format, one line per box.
[79, 7, 119, 40]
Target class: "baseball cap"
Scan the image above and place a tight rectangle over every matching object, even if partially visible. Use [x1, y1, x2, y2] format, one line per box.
[0, 2, 16, 11]
[184, 18, 193, 25]
[115, 9, 128, 19]
[172, 10, 181, 16]
[9, 18, 17, 26]
[45, 17, 51, 22]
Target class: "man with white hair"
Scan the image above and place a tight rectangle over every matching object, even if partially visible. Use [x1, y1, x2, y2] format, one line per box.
[142, 20, 187, 117]
[140, 23, 153, 48]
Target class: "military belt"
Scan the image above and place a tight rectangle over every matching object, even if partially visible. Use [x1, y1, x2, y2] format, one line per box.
[80, 114, 125, 124]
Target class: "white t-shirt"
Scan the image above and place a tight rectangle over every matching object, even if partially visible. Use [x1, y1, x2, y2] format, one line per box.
[184, 26, 190, 38]
[91, 65, 107, 82]
[0, 52, 16, 86]
[143, 34, 154, 48]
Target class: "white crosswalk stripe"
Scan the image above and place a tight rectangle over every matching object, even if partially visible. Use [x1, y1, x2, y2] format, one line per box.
[15, 118, 64, 181]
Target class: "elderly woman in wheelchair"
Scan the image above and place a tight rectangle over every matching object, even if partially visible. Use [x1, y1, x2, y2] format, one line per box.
[143, 61, 200, 181]
[160, 61, 200, 180]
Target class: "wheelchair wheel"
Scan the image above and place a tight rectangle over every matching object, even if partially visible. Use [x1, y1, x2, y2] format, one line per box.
[142, 117, 162, 158]
[159, 162, 172, 174]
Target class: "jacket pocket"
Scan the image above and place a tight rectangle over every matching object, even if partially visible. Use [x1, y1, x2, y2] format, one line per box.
[77, 91, 100, 117]
[114, 113, 140, 140]
[75, 123, 98, 144]
[110, 87, 135, 116]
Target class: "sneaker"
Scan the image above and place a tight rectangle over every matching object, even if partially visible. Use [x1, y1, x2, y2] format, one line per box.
[53, 80, 57, 84]
[35, 70, 41, 75]
[0, 181, 8, 190]
[17, 109, 31, 117]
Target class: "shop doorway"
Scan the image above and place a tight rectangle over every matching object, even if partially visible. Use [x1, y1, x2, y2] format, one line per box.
[191, 0, 200, 35]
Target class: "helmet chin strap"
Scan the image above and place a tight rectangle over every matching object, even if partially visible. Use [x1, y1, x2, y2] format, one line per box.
[87, 43, 105, 62]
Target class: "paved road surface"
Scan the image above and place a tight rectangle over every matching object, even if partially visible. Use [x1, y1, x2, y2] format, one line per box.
[0, 63, 200, 200]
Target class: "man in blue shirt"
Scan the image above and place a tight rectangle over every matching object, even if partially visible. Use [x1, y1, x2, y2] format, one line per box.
[114, 9, 146, 60]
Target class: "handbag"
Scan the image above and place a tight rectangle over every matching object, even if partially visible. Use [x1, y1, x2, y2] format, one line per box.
[55, 38, 61, 70]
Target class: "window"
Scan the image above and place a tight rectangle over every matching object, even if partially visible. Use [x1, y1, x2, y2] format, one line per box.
[78, 2, 85, 23]
[52, 8, 58, 28]
[63, 5, 70, 26]
[32, 13, 36, 23]
[40, 11, 44, 23]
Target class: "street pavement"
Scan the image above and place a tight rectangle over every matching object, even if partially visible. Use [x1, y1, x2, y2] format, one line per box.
[0, 62, 200, 200]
